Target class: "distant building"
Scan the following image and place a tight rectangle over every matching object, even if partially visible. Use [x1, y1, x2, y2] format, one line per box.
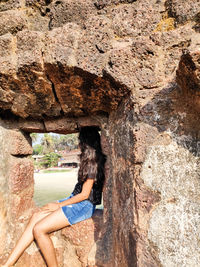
[58, 149, 80, 168]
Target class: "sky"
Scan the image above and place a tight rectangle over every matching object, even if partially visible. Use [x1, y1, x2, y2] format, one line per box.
[33, 133, 61, 145]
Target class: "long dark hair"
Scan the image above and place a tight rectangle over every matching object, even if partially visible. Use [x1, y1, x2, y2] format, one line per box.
[78, 126, 106, 185]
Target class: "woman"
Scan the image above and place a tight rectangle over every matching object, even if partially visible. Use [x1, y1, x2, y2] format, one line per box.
[2, 126, 106, 267]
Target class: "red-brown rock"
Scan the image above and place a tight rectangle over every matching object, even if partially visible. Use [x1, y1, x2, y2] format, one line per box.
[8, 158, 34, 194]
[62, 209, 103, 266]
[8, 130, 33, 156]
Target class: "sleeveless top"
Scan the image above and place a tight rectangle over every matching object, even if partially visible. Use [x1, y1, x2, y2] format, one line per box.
[72, 179, 103, 205]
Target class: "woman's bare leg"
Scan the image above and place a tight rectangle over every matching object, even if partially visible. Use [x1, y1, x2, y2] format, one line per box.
[4, 210, 51, 267]
[33, 208, 70, 267]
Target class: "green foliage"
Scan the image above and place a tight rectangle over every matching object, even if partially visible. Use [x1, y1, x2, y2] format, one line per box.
[31, 133, 79, 169]
[40, 152, 62, 168]
[30, 133, 39, 143]
[33, 144, 43, 155]
[53, 133, 79, 151]
[41, 133, 55, 154]
[31, 133, 78, 153]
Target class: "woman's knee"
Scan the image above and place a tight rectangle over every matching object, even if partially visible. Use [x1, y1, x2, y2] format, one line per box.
[30, 211, 41, 222]
[33, 222, 44, 239]
[30, 210, 49, 225]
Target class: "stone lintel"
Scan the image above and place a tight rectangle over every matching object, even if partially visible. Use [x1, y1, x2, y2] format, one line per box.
[44, 116, 107, 134]
[18, 119, 46, 133]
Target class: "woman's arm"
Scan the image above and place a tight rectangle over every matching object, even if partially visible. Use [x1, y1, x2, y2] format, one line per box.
[42, 178, 95, 212]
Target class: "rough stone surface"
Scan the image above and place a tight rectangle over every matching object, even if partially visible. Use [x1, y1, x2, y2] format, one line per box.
[141, 140, 200, 266]
[0, 10, 27, 36]
[8, 130, 33, 155]
[48, 0, 98, 29]
[8, 157, 34, 194]
[0, 124, 10, 255]
[44, 115, 107, 134]
[0, 1, 200, 267]
[62, 209, 103, 266]
[165, 0, 200, 26]
[176, 52, 200, 112]
[18, 119, 46, 133]
[0, 0, 22, 12]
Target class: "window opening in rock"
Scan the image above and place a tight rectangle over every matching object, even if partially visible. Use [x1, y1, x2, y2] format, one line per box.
[31, 132, 79, 206]
[31, 132, 103, 209]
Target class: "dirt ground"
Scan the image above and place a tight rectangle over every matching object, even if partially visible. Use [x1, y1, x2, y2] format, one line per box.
[33, 168, 78, 206]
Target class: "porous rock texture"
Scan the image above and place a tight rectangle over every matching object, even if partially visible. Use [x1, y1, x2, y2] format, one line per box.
[0, 0, 200, 266]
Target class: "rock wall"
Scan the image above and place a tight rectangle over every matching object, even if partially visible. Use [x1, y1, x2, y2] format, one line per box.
[107, 50, 200, 266]
[0, 0, 200, 266]
[0, 121, 35, 263]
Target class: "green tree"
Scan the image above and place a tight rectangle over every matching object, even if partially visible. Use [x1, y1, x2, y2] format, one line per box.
[41, 133, 54, 154]
[56, 134, 79, 151]
[33, 144, 43, 155]
[40, 152, 61, 168]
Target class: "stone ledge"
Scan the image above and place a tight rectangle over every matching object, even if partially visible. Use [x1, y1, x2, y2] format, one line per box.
[61, 209, 103, 266]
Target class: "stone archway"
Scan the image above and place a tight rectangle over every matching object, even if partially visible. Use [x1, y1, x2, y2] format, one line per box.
[0, 20, 130, 266]
[0, 42, 130, 265]
[1, 50, 200, 266]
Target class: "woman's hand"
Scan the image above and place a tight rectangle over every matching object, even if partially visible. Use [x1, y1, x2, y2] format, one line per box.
[41, 202, 60, 212]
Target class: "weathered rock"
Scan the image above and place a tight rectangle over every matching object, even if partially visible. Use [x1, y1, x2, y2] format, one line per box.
[141, 140, 200, 266]
[43, 63, 129, 117]
[44, 116, 105, 134]
[0, 0, 22, 12]
[165, 0, 200, 25]
[0, 10, 27, 36]
[24, 3, 50, 32]
[0, 33, 16, 75]
[43, 23, 82, 66]
[62, 209, 103, 266]
[18, 119, 46, 133]
[109, 2, 162, 38]
[48, 0, 97, 29]
[76, 15, 114, 76]
[105, 37, 165, 91]
[8, 130, 33, 155]
[8, 157, 34, 194]
[176, 52, 200, 112]
[94, 0, 137, 10]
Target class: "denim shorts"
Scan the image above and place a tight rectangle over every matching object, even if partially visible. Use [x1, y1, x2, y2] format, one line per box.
[58, 193, 96, 225]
